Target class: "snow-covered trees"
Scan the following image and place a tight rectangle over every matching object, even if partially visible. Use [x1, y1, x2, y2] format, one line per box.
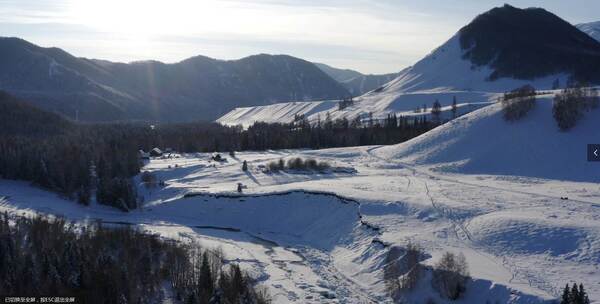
[0, 215, 270, 304]
[432, 252, 469, 300]
[553, 85, 599, 130]
[501, 85, 536, 121]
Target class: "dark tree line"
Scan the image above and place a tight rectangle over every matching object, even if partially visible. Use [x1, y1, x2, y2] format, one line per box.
[0, 115, 436, 211]
[0, 214, 270, 303]
[0, 91, 440, 211]
[238, 114, 436, 151]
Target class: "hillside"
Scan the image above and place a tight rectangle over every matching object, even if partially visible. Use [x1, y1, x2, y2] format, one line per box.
[219, 5, 595, 127]
[375, 95, 600, 182]
[0, 90, 73, 137]
[314, 62, 399, 96]
[0, 38, 349, 122]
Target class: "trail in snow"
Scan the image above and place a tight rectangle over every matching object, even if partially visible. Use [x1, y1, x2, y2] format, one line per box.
[364, 146, 572, 298]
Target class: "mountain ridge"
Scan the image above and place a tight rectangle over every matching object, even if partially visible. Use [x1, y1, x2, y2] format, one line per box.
[0, 37, 349, 122]
[218, 5, 600, 127]
[314, 62, 399, 96]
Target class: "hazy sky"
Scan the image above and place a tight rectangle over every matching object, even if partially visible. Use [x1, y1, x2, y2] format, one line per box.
[1, 0, 599, 74]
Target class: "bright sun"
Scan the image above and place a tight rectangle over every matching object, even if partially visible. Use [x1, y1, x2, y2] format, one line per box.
[67, 0, 271, 38]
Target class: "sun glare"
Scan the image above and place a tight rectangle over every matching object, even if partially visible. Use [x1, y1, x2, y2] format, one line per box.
[67, 0, 277, 37]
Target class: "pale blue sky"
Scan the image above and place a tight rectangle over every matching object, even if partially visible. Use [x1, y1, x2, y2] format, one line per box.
[0, 0, 598, 74]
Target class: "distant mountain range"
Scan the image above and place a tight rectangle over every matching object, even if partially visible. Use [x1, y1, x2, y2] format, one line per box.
[577, 21, 600, 42]
[219, 4, 600, 127]
[0, 38, 350, 122]
[313, 63, 399, 96]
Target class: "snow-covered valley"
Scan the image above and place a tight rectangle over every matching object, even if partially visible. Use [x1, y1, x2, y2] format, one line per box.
[1, 96, 599, 303]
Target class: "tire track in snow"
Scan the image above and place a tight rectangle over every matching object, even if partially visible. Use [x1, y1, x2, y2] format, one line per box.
[365, 146, 559, 298]
[364, 145, 599, 208]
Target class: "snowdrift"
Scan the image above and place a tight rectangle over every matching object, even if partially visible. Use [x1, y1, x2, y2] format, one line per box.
[469, 210, 600, 262]
[376, 96, 600, 182]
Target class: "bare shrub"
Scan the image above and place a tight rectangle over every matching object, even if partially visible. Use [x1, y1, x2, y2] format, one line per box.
[316, 160, 331, 171]
[384, 243, 424, 300]
[553, 85, 599, 130]
[502, 85, 536, 121]
[432, 252, 469, 300]
[287, 157, 305, 170]
[268, 157, 331, 173]
[267, 159, 284, 172]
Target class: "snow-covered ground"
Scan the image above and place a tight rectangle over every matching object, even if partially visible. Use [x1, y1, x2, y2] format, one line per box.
[1, 97, 599, 303]
[217, 34, 567, 128]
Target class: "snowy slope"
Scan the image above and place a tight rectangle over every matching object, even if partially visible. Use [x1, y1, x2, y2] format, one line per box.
[374, 95, 600, 182]
[6, 101, 600, 302]
[218, 34, 566, 127]
[3, 140, 599, 302]
[367, 35, 566, 94]
[577, 21, 600, 42]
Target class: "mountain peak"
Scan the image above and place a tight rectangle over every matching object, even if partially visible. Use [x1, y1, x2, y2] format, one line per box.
[459, 5, 600, 81]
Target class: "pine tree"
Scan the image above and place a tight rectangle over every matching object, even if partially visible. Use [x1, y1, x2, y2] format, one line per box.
[452, 97, 458, 118]
[198, 253, 213, 299]
[571, 284, 580, 304]
[561, 284, 570, 304]
[431, 100, 442, 123]
[579, 283, 590, 304]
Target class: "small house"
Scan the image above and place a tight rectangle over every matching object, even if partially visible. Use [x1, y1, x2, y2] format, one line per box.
[150, 148, 163, 157]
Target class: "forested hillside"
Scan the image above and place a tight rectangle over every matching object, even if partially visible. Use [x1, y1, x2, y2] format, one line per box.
[0, 215, 269, 303]
[0, 38, 349, 122]
[0, 92, 440, 211]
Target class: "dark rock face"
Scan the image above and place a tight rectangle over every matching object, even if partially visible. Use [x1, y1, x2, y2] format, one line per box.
[459, 4, 600, 82]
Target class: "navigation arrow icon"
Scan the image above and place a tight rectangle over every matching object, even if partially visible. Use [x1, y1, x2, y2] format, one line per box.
[589, 144, 600, 161]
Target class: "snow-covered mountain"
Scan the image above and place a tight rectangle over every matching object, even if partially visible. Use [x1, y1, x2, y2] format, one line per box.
[577, 21, 600, 42]
[218, 5, 600, 127]
[0, 38, 349, 122]
[314, 62, 399, 96]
